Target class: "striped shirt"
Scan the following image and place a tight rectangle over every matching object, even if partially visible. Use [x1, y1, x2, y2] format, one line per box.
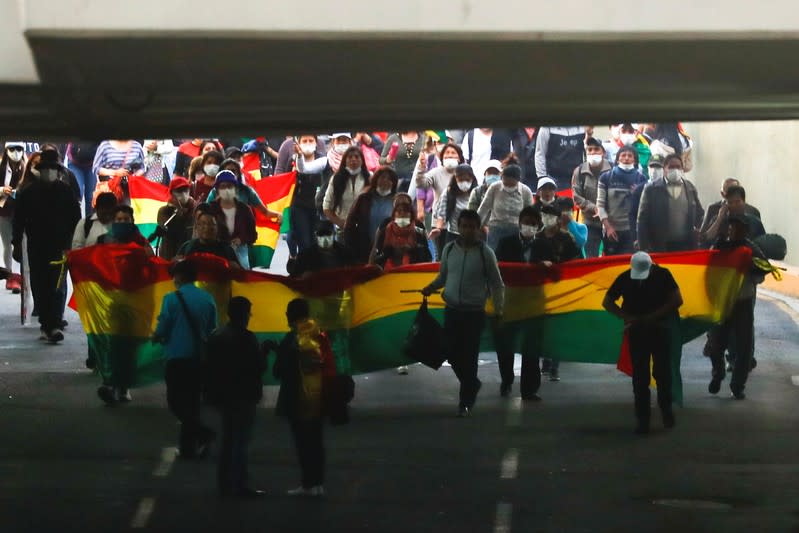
[91, 141, 145, 177]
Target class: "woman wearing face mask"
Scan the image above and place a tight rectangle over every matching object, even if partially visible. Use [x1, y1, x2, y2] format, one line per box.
[190, 150, 224, 203]
[322, 147, 370, 231]
[468, 159, 503, 211]
[380, 131, 426, 192]
[430, 164, 479, 246]
[0, 142, 27, 293]
[91, 139, 145, 205]
[205, 159, 282, 224]
[477, 164, 535, 251]
[96, 205, 153, 253]
[371, 201, 431, 270]
[343, 166, 399, 264]
[413, 143, 464, 209]
[285, 135, 325, 263]
[155, 178, 197, 260]
[207, 170, 257, 269]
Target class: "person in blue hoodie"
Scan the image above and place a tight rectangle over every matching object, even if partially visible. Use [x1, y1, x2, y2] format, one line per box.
[596, 146, 646, 256]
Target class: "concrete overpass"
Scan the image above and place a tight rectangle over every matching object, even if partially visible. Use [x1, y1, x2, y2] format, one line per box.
[3, 0, 799, 137]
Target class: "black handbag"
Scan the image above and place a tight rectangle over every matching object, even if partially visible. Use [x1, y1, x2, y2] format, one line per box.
[402, 297, 446, 370]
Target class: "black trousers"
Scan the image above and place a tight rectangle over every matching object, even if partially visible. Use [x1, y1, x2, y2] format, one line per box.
[27, 247, 63, 332]
[444, 307, 485, 408]
[629, 324, 673, 425]
[165, 358, 213, 457]
[603, 230, 635, 256]
[585, 225, 603, 258]
[218, 404, 256, 495]
[289, 416, 325, 488]
[706, 297, 755, 393]
[496, 324, 541, 397]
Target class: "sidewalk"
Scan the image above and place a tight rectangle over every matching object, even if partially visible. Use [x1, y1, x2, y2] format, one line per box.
[762, 261, 799, 299]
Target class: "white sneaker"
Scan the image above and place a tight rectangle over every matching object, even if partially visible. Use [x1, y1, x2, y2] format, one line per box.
[396, 366, 409, 375]
[308, 486, 325, 497]
[117, 389, 132, 402]
[287, 486, 310, 497]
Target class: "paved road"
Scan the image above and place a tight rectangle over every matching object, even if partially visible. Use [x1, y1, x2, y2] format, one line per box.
[1, 261, 799, 532]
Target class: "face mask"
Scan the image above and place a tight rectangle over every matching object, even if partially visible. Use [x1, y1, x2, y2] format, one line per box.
[457, 181, 472, 192]
[334, 143, 350, 155]
[617, 163, 635, 171]
[485, 174, 501, 185]
[520, 224, 537, 238]
[316, 235, 334, 249]
[173, 191, 190, 205]
[41, 169, 59, 182]
[110, 222, 136, 241]
[503, 184, 518, 193]
[620, 133, 637, 146]
[346, 166, 361, 176]
[8, 151, 23, 162]
[203, 164, 220, 178]
[649, 167, 664, 181]
[300, 143, 316, 156]
[376, 186, 392, 197]
[442, 158, 459, 170]
[666, 169, 684, 184]
[218, 188, 237, 201]
[541, 214, 558, 227]
[539, 196, 555, 206]
[394, 217, 411, 228]
[587, 154, 604, 166]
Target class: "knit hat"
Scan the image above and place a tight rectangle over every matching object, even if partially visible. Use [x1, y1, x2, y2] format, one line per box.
[169, 177, 190, 192]
[502, 164, 522, 181]
[214, 170, 238, 188]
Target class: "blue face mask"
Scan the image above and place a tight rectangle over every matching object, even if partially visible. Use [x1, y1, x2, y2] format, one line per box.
[110, 222, 137, 241]
[485, 174, 501, 185]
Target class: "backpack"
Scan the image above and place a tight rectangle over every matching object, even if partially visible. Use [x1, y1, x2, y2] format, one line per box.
[83, 218, 95, 239]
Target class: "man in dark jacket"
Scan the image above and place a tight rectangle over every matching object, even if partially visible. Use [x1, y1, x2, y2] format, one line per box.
[572, 137, 611, 257]
[12, 152, 81, 343]
[700, 182, 763, 247]
[512, 127, 539, 191]
[289, 221, 355, 277]
[636, 154, 704, 253]
[206, 296, 267, 499]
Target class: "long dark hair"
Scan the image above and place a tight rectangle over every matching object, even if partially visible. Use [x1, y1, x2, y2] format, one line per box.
[445, 168, 477, 222]
[331, 146, 369, 212]
[0, 147, 25, 189]
[364, 166, 399, 195]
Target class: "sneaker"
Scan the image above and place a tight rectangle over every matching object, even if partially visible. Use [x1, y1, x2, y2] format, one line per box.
[38, 328, 47, 341]
[549, 370, 560, 382]
[457, 406, 470, 418]
[46, 329, 64, 344]
[97, 385, 116, 406]
[7, 275, 21, 294]
[85, 357, 96, 370]
[308, 486, 325, 497]
[521, 394, 542, 402]
[287, 486, 311, 497]
[396, 365, 409, 375]
[117, 389, 132, 403]
[708, 377, 722, 394]
[60, 320, 68, 329]
[726, 362, 734, 373]
[731, 390, 746, 400]
[662, 412, 676, 429]
[500, 382, 512, 397]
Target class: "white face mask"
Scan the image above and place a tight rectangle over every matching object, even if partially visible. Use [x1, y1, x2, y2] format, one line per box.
[41, 168, 59, 182]
[173, 191, 190, 205]
[334, 143, 350, 155]
[502, 183, 518, 193]
[317, 235, 334, 249]
[649, 167, 664, 181]
[442, 158, 459, 170]
[203, 164, 220, 178]
[666, 168, 684, 184]
[376, 186, 392, 197]
[520, 224, 537, 238]
[218, 188, 237, 201]
[539, 196, 555, 206]
[345, 166, 360, 176]
[617, 163, 635, 171]
[8, 151, 23, 163]
[587, 154, 604, 166]
[457, 181, 472, 192]
[300, 143, 316, 156]
[620, 133, 637, 146]
[541, 214, 558, 227]
[394, 217, 411, 228]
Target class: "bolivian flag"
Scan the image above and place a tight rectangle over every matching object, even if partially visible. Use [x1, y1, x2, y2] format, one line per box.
[68, 245, 750, 403]
[127, 176, 170, 239]
[248, 171, 295, 268]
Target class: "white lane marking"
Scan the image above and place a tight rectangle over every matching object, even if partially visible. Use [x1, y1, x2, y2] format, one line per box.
[131, 497, 155, 529]
[791, 376, 799, 387]
[500, 448, 519, 480]
[505, 397, 522, 427]
[493, 502, 512, 533]
[153, 447, 177, 477]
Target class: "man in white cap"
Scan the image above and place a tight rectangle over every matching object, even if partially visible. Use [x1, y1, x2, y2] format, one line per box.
[603, 252, 683, 434]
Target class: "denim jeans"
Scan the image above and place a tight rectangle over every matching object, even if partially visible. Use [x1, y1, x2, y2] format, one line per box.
[69, 163, 96, 217]
[287, 205, 318, 258]
[218, 404, 256, 495]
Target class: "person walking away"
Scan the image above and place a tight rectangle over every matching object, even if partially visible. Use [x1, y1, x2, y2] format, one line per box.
[603, 252, 683, 434]
[205, 296, 267, 499]
[422, 210, 505, 417]
[153, 260, 218, 459]
[273, 298, 337, 497]
[572, 137, 610, 257]
[0, 142, 27, 293]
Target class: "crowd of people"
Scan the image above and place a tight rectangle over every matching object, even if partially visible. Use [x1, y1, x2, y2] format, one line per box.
[0, 123, 774, 497]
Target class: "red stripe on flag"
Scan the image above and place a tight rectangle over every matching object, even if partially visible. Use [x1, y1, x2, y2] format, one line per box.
[252, 171, 296, 229]
[127, 176, 170, 202]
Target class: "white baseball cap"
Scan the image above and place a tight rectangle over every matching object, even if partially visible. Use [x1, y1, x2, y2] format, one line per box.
[485, 160, 502, 173]
[630, 252, 653, 280]
[536, 177, 557, 190]
[4, 141, 25, 150]
[330, 132, 352, 140]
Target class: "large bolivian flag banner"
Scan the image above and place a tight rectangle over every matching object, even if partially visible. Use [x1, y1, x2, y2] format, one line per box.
[68, 246, 751, 399]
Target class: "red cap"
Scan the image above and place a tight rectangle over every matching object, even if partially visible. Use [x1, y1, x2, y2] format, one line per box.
[169, 177, 191, 192]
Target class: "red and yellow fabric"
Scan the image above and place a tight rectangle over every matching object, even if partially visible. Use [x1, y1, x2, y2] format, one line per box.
[127, 176, 170, 238]
[249, 171, 295, 268]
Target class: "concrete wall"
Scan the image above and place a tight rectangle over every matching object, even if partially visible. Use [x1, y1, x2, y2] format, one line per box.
[687, 121, 799, 264]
